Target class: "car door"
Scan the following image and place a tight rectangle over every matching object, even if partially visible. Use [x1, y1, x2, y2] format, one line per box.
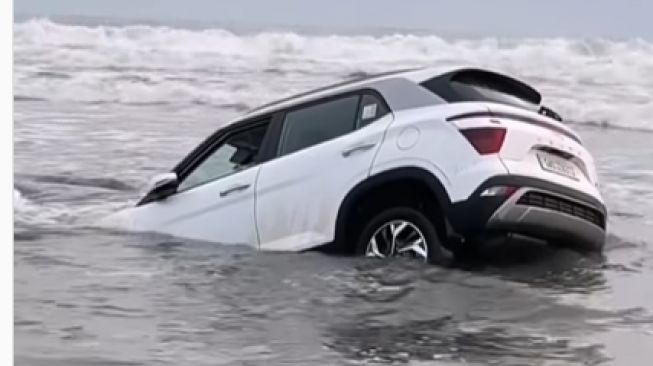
[129, 120, 272, 246]
[255, 91, 394, 251]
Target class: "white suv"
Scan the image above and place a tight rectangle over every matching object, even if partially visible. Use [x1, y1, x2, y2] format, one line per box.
[115, 67, 607, 263]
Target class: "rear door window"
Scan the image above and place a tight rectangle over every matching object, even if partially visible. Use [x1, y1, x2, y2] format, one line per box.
[278, 95, 360, 156]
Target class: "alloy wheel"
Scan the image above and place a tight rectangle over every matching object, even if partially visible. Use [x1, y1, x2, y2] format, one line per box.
[365, 219, 428, 261]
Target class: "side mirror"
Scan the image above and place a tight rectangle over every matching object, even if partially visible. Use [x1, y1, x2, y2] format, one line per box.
[140, 172, 179, 204]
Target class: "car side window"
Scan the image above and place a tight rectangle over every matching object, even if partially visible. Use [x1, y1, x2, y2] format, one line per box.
[178, 123, 269, 192]
[278, 95, 360, 156]
[357, 93, 390, 128]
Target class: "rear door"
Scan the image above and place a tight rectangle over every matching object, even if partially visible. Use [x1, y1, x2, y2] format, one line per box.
[130, 119, 272, 245]
[255, 91, 393, 251]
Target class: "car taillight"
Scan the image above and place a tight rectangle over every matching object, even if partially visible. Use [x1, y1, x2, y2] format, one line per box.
[460, 127, 506, 155]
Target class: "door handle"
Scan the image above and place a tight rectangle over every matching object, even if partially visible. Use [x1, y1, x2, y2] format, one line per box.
[341, 143, 376, 158]
[219, 183, 251, 197]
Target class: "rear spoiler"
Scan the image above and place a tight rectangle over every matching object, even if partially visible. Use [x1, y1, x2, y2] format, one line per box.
[421, 68, 541, 104]
[420, 68, 562, 121]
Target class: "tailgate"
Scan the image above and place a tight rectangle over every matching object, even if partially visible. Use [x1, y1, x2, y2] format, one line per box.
[486, 103, 601, 196]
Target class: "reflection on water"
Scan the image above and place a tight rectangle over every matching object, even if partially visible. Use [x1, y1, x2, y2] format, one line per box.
[321, 250, 611, 365]
[456, 237, 608, 294]
[326, 316, 608, 365]
[14, 217, 653, 366]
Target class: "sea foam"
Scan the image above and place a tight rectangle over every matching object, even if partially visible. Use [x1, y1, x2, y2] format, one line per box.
[14, 18, 653, 131]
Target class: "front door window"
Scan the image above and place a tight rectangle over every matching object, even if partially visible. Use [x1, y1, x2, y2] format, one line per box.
[178, 123, 269, 192]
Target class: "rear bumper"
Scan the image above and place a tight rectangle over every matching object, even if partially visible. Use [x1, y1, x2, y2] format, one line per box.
[448, 175, 607, 251]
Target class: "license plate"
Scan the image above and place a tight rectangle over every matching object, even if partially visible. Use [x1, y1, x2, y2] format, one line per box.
[536, 152, 578, 180]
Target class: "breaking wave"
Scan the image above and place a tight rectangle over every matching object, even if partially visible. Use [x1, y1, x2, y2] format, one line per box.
[14, 18, 653, 131]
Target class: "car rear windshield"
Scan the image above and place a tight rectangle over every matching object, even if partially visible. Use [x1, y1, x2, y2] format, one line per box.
[420, 69, 541, 112]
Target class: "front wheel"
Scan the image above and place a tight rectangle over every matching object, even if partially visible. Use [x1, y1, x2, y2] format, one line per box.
[355, 207, 452, 265]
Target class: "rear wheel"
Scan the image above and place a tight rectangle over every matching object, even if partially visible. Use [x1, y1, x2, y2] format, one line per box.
[355, 207, 452, 265]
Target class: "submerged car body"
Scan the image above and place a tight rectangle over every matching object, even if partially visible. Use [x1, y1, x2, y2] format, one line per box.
[112, 67, 607, 260]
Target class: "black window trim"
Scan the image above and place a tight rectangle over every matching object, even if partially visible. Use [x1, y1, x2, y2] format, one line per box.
[168, 87, 392, 190]
[270, 87, 392, 158]
[275, 87, 390, 119]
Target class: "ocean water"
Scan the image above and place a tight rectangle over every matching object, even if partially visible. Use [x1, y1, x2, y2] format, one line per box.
[13, 18, 653, 365]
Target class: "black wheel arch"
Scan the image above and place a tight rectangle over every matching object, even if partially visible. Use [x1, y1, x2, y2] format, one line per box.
[333, 167, 455, 250]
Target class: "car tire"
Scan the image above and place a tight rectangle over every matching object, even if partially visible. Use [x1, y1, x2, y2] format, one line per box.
[355, 206, 453, 265]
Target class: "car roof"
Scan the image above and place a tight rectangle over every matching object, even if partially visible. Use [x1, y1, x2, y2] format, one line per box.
[241, 66, 458, 119]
